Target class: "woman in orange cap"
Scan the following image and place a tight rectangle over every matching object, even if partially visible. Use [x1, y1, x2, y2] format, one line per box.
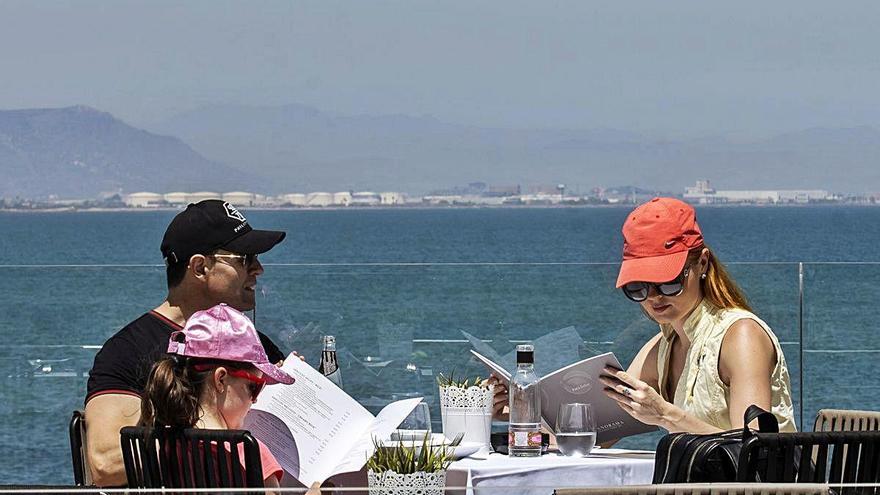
[599, 197, 796, 433]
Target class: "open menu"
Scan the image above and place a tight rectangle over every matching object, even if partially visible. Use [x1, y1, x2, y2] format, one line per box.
[243, 354, 422, 486]
[471, 350, 657, 443]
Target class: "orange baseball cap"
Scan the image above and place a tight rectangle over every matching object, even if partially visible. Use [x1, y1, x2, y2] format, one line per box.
[615, 197, 704, 288]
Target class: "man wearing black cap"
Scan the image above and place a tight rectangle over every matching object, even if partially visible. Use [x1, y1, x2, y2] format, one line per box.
[83, 200, 288, 486]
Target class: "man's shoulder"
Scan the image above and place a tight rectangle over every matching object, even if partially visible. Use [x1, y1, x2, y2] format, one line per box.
[86, 311, 177, 403]
[127, 311, 178, 331]
[106, 311, 177, 344]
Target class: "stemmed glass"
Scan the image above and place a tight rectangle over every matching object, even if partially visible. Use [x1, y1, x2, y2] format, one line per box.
[555, 403, 597, 456]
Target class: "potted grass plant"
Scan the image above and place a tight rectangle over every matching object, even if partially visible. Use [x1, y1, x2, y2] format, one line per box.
[367, 434, 458, 494]
[437, 372, 494, 448]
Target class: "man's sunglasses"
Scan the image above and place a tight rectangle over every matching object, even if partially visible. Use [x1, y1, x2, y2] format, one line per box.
[193, 364, 267, 403]
[622, 266, 691, 302]
[212, 253, 259, 268]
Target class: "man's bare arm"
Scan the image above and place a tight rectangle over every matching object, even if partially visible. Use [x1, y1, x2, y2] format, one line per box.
[84, 393, 141, 487]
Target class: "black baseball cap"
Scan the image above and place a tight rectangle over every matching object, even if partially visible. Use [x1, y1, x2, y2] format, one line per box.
[160, 200, 286, 265]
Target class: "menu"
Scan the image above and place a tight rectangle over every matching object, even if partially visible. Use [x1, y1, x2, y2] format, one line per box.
[471, 350, 657, 443]
[244, 354, 421, 486]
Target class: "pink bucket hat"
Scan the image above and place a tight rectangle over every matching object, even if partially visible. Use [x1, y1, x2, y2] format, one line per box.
[616, 197, 704, 288]
[167, 304, 294, 385]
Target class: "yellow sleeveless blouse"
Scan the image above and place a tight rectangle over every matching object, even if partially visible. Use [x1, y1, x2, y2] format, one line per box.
[656, 300, 797, 432]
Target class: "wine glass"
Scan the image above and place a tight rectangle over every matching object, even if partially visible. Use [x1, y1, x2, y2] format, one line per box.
[394, 402, 432, 442]
[555, 403, 596, 456]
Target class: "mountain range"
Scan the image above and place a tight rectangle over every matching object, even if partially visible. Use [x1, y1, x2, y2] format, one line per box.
[1, 104, 879, 198]
[0, 106, 252, 198]
[154, 103, 880, 195]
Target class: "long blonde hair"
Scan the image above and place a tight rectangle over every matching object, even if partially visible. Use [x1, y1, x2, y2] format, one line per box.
[690, 247, 753, 312]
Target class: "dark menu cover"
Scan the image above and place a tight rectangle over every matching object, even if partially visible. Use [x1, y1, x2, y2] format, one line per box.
[470, 350, 658, 443]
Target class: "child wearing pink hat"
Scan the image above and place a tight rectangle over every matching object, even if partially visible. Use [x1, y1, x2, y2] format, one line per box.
[139, 303, 301, 490]
[600, 197, 796, 434]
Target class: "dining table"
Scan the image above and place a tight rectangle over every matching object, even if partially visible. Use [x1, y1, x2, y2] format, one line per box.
[444, 448, 656, 495]
[310, 447, 656, 494]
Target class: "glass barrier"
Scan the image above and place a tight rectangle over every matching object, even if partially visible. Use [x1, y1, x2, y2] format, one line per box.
[0, 265, 167, 485]
[802, 263, 880, 423]
[0, 261, 869, 486]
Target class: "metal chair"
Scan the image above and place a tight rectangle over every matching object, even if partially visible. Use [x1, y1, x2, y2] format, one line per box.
[556, 484, 830, 494]
[120, 426, 264, 489]
[737, 429, 880, 493]
[814, 409, 880, 433]
[812, 408, 880, 489]
[68, 409, 90, 486]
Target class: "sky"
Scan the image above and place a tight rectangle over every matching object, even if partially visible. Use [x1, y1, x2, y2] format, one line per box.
[1, 0, 879, 138]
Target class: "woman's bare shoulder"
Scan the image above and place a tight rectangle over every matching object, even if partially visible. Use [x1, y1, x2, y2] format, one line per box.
[719, 318, 776, 381]
[721, 318, 774, 356]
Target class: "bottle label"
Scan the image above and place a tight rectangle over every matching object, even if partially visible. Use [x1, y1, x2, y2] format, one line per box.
[319, 351, 338, 375]
[509, 431, 542, 448]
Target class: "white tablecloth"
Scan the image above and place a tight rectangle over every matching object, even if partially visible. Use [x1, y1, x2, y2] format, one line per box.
[298, 449, 655, 494]
[445, 449, 655, 495]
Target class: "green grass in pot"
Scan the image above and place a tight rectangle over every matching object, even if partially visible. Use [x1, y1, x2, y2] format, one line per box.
[367, 433, 463, 475]
[436, 371, 488, 389]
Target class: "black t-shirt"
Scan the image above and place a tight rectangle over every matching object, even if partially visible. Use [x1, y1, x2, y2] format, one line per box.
[85, 311, 285, 403]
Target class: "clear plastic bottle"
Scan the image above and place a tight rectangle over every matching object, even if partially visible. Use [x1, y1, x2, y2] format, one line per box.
[317, 335, 343, 388]
[508, 343, 542, 457]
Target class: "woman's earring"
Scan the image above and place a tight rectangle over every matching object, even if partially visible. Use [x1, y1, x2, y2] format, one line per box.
[700, 273, 707, 280]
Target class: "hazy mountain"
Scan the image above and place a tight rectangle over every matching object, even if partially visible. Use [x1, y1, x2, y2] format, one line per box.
[2, 104, 878, 199]
[0, 106, 253, 198]
[154, 104, 880, 194]
[155, 103, 658, 194]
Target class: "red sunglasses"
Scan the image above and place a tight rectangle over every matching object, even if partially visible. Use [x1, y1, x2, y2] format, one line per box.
[193, 364, 267, 403]
[227, 369, 267, 403]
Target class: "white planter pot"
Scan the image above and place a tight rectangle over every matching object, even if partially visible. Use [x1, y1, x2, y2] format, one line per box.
[439, 385, 493, 447]
[367, 469, 446, 495]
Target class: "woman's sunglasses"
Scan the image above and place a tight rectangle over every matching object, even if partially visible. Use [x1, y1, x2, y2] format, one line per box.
[193, 364, 267, 403]
[622, 266, 691, 302]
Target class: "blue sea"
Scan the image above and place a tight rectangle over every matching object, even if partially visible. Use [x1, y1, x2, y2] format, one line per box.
[1, 205, 879, 484]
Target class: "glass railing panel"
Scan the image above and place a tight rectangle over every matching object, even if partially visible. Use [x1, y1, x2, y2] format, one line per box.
[0, 265, 166, 485]
[802, 263, 880, 426]
[255, 262, 802, 445]
[0, 261, 802, 485]
[256, 262, 659, 445]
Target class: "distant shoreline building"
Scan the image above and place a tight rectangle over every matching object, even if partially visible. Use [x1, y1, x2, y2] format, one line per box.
[125, 192, 164, 208]
[683, 180, 833, 204]
[122, 190, 407, 208]
[123, 184, 593, 208]
[332, 192, 352, 206]
[281, 193, 307, 206]
[351, 191, 380, 206]
[25, 182, 872, 211]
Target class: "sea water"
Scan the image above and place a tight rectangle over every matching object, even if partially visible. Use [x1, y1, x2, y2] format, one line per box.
[1, 205, 880, 483]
